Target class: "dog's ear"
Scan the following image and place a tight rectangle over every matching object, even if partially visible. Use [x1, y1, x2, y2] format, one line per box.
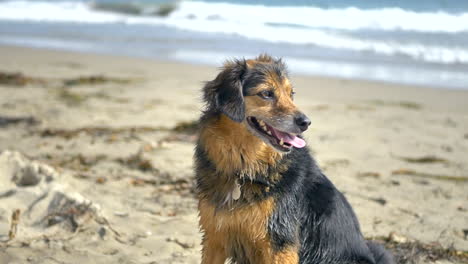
[203, 60, 247, 122]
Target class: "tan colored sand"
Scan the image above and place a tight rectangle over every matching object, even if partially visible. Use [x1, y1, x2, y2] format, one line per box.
[0, 45, 467, 263]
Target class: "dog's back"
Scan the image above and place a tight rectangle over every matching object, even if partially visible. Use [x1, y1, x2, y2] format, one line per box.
[283, 148, 393, 264]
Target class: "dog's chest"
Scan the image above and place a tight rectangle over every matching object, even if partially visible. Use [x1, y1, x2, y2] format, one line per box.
[200, 197, 275, 240]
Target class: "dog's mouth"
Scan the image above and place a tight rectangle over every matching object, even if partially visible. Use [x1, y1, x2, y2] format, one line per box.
[246, 116, 306, 152]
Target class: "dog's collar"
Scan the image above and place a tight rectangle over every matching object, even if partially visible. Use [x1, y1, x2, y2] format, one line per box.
[237, 173, 273, 188]
[249, 177, 273, 187]
[228, 173, 274, 202]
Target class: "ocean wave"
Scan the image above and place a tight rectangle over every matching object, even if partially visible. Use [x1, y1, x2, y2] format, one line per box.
[2, 1, 468, 32]
[0, 1, 124, 23]
[1, 1, 468, 64]
[172, 1, 468, 33]
[91, 1, 177, 17]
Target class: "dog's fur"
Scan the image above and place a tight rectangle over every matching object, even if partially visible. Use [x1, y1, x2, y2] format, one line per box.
[195, 54, 394, 264]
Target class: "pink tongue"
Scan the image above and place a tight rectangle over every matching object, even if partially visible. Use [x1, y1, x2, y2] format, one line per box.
[271, 129, 306, 148]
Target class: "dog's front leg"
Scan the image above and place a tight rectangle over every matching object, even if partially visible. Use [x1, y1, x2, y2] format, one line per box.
[250, 240, 299, 264]
[199, 200, 227, 264]
[272, 247, 299, 264]
[201, 235, 227, 264]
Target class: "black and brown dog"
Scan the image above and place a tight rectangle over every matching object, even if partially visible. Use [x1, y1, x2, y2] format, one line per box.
[195, 54, 394, 264]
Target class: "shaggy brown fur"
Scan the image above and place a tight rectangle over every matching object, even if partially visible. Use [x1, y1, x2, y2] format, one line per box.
[195, 54, 393, 264]
[197, 55, 298, 263]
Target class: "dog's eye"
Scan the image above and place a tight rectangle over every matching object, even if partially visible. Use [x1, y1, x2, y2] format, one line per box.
[259, 90, 274, 99]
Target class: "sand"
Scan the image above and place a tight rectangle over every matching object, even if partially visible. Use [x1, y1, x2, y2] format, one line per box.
[0, 45, 467, 264]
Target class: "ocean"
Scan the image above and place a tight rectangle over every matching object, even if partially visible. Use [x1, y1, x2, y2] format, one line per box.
[1, 0, 468, 89]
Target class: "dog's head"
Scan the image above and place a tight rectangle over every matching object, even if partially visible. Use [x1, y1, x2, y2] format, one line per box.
[203, 54, 311, 153]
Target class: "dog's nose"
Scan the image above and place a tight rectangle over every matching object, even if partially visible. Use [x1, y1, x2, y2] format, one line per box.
[295, 114, 311, 132]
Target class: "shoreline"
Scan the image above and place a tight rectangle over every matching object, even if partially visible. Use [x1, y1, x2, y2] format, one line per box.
[2, 44, 468, 113]
[1, 44, 468, 90]
[2, 41, 468, 91]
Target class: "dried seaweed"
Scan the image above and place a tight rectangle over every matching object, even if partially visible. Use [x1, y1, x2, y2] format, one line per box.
[367, 100, 422, 110]
[62, 75, 132, 87]
[117, 153, 158, 173]
[171, 120, 199, 134]
[398, 208, 421, 218]
[1, 71, 135, 89]
[39, 126, 166, 139]
[129, 177, 158, 186]
[345, 192, 387, 206]
[37, 120, 199, 141]
[41, 154, 107, 171]
[370, 233, 468, 264]
[392, 169, 468, 182]
[153, 179, 194, 194]
[8, 209, 21, 241]
[56, 88, 130, 106]
[0, 72, 45, 86]
[394, 155, 449, 164]
[0, 116, 40, 127]
[57, 88, 88, 106]
[356, 172, 381, 178]
[166, 237, 195, 249]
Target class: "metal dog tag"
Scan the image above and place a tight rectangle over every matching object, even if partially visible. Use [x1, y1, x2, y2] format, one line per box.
[232, 181, 241, 200]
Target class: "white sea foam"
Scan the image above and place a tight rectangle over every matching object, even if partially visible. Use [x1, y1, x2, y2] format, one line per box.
[1, 0, 468, 65]
[3, 1, 468, 32]
[0, 1, 122, 23]
[171, 1, 468, 33]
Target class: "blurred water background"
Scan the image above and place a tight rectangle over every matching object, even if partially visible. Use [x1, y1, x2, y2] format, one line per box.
[1, 0, 467, 89]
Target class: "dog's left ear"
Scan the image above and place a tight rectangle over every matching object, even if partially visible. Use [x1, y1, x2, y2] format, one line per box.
[204, 60, 247, 122]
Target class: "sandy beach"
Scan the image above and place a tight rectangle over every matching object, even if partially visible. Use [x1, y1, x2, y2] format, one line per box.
[0, 45, 467, 263]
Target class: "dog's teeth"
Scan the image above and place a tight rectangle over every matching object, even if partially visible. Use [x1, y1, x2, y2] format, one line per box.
[267, 131, 272, 135]
[259, 120, 265, 126]
[279, 139, 284, 145]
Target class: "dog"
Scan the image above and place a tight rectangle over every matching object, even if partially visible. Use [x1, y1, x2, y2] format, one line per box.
[194, 54, 394, 264]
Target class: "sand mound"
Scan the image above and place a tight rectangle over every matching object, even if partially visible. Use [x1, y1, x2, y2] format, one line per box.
[0, 150, 103, 243]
